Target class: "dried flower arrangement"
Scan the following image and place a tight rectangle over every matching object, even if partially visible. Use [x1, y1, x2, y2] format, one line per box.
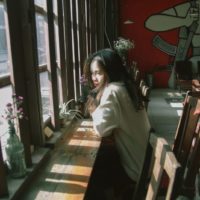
[114, 37, 134, 55]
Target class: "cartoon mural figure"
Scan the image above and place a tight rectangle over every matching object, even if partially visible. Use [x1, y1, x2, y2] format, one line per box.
[145, 0, 200, 88]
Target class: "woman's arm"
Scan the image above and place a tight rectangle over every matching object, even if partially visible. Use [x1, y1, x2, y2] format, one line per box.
[91, 89, 120, 137]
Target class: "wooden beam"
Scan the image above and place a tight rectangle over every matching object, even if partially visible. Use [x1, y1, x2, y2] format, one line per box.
[57, 0, 68, 103]
[63, 0, 75, 100]
[71, 0, 80, 100]
[46, 0, 60, 130]
[5, 0, 32, 166]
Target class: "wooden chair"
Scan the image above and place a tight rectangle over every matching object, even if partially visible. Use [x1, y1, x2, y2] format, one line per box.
[173, 91, 200, 167]
[132, 133, 181, 200]
[139, 79, 151, 110]
[194, 170, 200, 199]
[175, 60, 193, 92]
[182, 126, 200, 198]
[129, 62, 141, 87]
[129, 65, 151, 110]
[129, 61, 138, 80]
[172, 91, 200, 198]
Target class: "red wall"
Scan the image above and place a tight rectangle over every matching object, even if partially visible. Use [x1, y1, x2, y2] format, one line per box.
[119, 0, 185, 87]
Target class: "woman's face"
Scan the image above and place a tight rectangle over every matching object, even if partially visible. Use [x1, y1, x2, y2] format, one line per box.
[90, 60, 105, 88]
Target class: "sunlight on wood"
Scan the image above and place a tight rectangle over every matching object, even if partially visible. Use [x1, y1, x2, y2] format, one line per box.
[45, 178, 87, 185]
[35, 191, 52, 199]
[148, 184, 154, 200]
[54, 193, 84, 200]
[50, 164, 92, 176]
[76, 127, 93, 132]
[35, 190, 84, 200]
[80, 120, 93, 127]
[68, 139, 100, 147]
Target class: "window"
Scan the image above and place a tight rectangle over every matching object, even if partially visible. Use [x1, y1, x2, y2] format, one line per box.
[0, 85, 12, 159]
[53, 0, 62, 105]
[35, 1, 51, 121]
[0, 3, 9, 76]
[0, 1, 12, 161]
[0, 0, 110, 197]
[35, 14, 47, 65]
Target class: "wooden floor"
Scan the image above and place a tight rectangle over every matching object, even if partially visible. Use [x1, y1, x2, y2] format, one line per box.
[147, 88, 184, 145]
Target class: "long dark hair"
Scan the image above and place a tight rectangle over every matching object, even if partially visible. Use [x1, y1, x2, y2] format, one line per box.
[83, 48, 143, 110]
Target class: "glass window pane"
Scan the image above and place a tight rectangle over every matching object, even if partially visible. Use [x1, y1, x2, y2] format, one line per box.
[53, 0, 58, 15]
[34, 0, 46, 9]
[39, 71, 50, 121]
[35, 13, 47, 65]
[0, 3, 9, 76]
[0, 85, 12, 160]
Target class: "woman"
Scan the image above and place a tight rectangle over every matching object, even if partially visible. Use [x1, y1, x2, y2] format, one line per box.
[84, 49, 151, 200]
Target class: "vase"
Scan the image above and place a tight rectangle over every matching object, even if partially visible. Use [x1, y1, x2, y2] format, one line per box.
[5, 122, 27, 178]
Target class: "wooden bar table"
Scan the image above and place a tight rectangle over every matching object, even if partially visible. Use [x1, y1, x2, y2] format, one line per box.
[20, 119, 101, 200]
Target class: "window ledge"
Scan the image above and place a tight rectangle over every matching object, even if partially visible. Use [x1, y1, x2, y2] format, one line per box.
[45, 118, 76, 149]
[0, 119, 77, 200]
[1, 147, 51, 200]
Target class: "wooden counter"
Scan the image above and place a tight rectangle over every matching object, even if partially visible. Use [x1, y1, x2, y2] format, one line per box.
[20, 119, 101, 200]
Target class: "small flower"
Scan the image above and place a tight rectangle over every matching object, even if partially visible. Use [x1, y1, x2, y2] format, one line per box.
[17, 96, 23, 100]
[1, 95, 25, 126]
[79, 75, 89, 86]
[6, 103, 12, 107]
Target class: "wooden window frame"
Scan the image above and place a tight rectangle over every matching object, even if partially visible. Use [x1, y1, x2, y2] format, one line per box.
[0, 0, 109, 197]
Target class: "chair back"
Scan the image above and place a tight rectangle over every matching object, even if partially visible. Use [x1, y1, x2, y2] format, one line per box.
[175, 61, 193, 91]
[175, 60, 193, 80]
[139, 79, 150, 110]
[132, 134, 152, 199]
[133, 133, 181, 200]
[183, 126, 200, 198]
[173, 91, 200, 198]
[173, 91, 200, 170]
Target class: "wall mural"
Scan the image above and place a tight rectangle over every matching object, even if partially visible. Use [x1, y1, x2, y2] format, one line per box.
[145, 0, 200, 88]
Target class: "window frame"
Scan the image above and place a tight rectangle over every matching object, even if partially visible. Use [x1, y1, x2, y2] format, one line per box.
[0, 0, 112, 197]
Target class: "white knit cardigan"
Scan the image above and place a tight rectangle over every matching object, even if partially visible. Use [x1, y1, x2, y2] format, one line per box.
[91, 82, 151, 181]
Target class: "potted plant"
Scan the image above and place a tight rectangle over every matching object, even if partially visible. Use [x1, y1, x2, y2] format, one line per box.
[59, 99, 83, 127]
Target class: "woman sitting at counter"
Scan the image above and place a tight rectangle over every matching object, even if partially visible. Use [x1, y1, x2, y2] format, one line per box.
[83, 48, 151, 200]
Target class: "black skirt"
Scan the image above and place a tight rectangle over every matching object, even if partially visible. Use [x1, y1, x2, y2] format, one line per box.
[84, 136, 136, 200]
